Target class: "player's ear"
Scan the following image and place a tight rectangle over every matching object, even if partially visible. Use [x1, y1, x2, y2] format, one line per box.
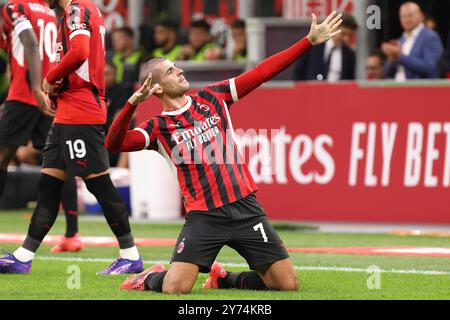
[154, 84, 164, 95]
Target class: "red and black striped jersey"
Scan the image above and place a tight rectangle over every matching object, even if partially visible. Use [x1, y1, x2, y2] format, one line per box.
[137, 79, 258, 213]
[107, 36, 313, 212]
[2, 0, 57, 107]
[53, 0, 106, 124]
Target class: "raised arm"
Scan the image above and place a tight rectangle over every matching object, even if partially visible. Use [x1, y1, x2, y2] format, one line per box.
[235, 11, 343, 99]
[105, 74, 160, 153]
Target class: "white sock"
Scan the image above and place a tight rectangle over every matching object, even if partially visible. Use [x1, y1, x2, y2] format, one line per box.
[13, 247, 35, 263]
[119, 246, 139, 261]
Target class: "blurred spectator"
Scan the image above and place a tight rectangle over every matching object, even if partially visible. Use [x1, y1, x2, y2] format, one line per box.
[366, 50, 386, 80]
[382, 2, 444, 81]
[424, 15, 438, 31]
[178, 20, 223, 61]
[111, 27, 145, 89]
[230, 19, 247, 61]
[152, 20, 183, 61]
[293, 13, 357, 81]
[105, 62, 130, 129]
[104, 62, 131, 167]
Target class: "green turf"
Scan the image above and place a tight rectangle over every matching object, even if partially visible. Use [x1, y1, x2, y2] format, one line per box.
[0, 211, 449, 300]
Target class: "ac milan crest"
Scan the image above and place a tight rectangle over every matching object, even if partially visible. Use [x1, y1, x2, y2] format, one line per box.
[177, 238, 186, 254]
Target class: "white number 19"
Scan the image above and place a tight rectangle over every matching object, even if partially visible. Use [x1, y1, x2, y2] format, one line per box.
[66, 139, 86, 159]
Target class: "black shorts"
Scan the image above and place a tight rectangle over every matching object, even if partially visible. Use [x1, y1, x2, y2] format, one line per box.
[42, 123, 110, 177]
[171, 193, 289, 273]
[0, 100, 52, 150]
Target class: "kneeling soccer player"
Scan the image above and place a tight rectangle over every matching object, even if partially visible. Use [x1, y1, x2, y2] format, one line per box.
[107, 12, 343, 293]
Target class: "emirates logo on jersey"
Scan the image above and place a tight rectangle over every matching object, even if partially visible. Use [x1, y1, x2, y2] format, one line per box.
[171, 114, 222, 152]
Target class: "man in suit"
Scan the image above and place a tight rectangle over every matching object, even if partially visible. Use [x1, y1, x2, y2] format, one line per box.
[366, 50, 386, 80]
[293, 13, 357, 81]
[382, 2, 444, 81]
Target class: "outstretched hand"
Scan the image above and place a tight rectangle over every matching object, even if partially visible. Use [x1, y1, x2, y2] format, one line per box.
[128, 73, 161, 106]
[307, 11, 343, 46]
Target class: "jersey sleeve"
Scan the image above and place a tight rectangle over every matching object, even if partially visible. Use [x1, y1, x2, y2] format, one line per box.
[202, 37, 313, 111]
[2, 2, 33, 36]
[135, 119, 159, 151]
[65, 2, 92, 40]
[203, 79, 239, 108]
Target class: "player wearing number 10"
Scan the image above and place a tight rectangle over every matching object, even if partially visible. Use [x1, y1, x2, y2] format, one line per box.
[0, 0, 144, 275]
[0, 0, 81, 253]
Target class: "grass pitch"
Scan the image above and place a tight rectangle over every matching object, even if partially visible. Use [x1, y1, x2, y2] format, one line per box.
[0, 211, 449, 300]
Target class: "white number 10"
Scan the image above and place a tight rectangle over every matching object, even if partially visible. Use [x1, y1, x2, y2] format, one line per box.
[253, 223, 268, 243]
[37, 19, 57, 62]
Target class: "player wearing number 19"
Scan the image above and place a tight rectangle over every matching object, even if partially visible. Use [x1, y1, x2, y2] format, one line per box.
[0, 0, 144, 275]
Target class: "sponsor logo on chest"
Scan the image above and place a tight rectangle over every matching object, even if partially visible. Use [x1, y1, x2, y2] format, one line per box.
[171, 114, 222, 151]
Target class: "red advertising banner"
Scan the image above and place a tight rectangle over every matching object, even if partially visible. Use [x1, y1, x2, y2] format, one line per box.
[136, 82, 450, 223]
[94, 0, 128, 31]
[181, 0, 238, 27]
[283, 0, 354, 19]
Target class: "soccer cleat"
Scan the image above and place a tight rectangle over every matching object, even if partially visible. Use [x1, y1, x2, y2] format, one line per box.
[203, 261, 227, 289]
[120, 264, 167, 291]
[0, 253, 31, 274]
[51, 233, 83, 253]
[96, 257, 144, 275]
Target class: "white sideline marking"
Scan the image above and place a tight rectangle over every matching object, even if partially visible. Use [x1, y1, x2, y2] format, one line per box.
[33, 256, 450, 276]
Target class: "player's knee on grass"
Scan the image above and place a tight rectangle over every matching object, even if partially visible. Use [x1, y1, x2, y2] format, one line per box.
[162, 263, 199, 294]
[259, 260, 299, 291]
[277, 271, 299, 291]
[162, 272, 197, 294]
[163, 278, 195, 294]
[262, 272, 299, 291]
